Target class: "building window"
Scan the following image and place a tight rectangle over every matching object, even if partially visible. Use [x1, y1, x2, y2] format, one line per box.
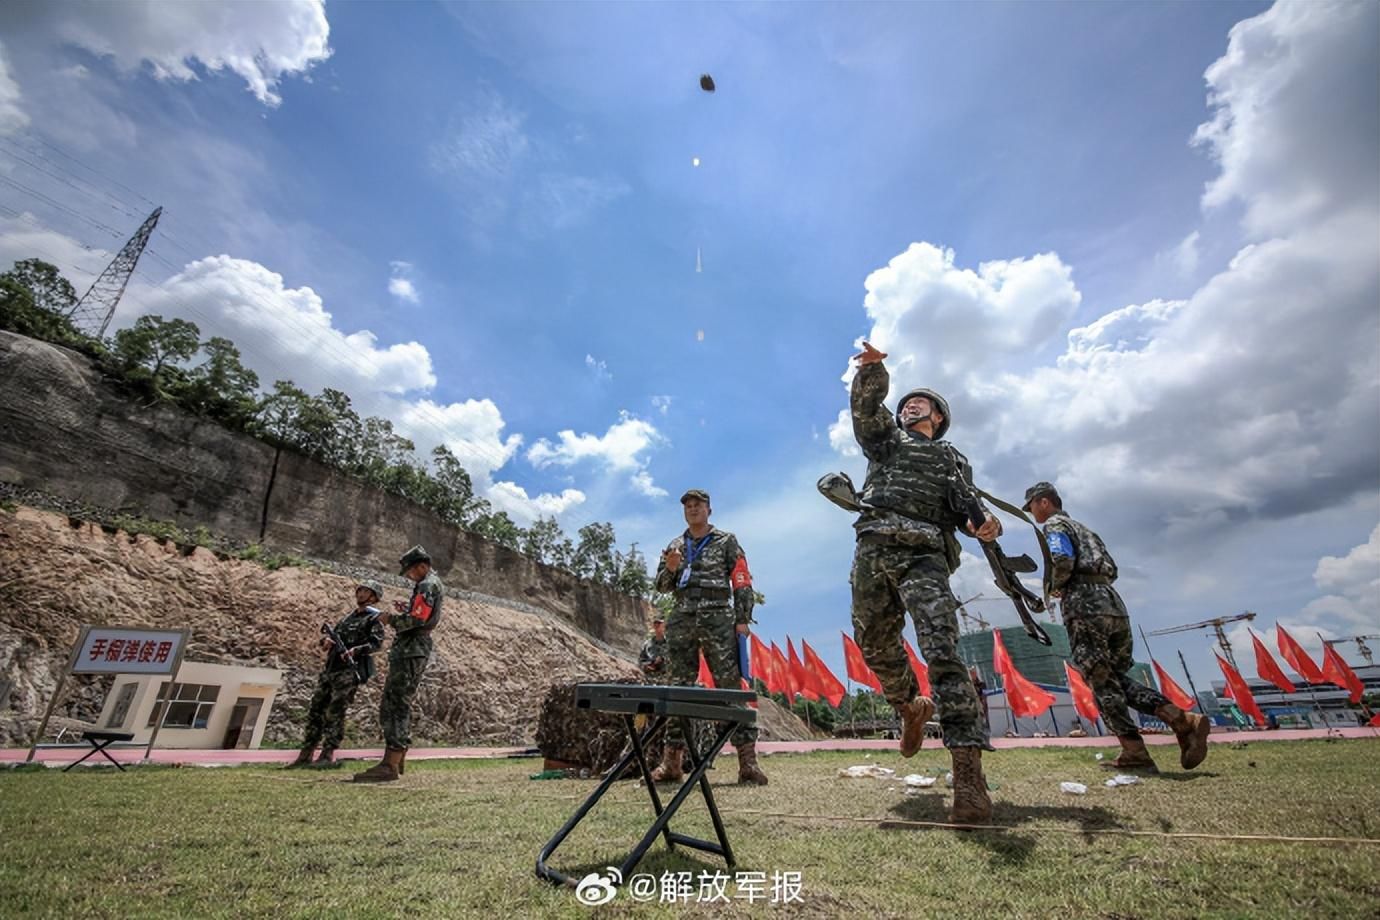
[107, 682, 138, 728]
[147, 682, 220, 729]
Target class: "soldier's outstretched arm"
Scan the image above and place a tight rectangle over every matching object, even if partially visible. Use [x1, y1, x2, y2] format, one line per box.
[850, 343, 899, 461]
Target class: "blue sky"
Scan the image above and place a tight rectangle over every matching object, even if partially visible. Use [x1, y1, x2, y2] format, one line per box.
[0, 0, 1375, 691]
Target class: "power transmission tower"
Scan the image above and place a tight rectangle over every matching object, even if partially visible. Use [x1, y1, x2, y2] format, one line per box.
[67, 206, 161, 338]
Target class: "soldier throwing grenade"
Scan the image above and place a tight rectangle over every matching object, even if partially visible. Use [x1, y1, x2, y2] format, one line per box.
[287, 579, 386, 768]
[847, 341, 1002, 824]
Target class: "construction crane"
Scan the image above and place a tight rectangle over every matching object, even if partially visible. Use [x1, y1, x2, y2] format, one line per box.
[1324, 635, 1378, 667]
[956, 593, 991, 635]
[1149, 611, 1257, 668]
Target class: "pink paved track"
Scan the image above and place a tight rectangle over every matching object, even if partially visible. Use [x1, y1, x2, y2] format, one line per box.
[5, 726, 1374, 768]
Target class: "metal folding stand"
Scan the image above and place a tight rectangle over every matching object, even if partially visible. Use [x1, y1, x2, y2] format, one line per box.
[536, 683, 756, 889]
[63, 730, 136, 772]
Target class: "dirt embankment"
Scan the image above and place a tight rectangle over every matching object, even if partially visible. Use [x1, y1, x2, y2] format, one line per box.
[0, 505, 811, 747]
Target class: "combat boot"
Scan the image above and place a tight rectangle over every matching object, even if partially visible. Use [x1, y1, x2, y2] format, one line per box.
[310, 746, 338, 768]
[285, 746, 315, 769]
[1157, 703, 1211, 769]
[352, 747, 404, 783]
[948, 747, 993, 826]
[897, 696, 936, 758]
[397, 748, 407, 776]
[735, 742, 768, 786]
[650, 743, 685, 784]
[1101, 735, 1159, 773]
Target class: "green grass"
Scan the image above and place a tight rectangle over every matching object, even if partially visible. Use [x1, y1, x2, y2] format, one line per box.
[1, 740, 1377, 918]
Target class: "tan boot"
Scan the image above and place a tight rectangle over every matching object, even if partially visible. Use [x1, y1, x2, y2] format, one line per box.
[1101, 735, 1159, 773]
[735, 742, 768, 786]
[285, 746, 315, 769]
[1158, 704, 1211, 769]
[948, 747, 993, 826]
[650, 743, 685, 784]
[397, 748, 407, 776]
[352, 747, 404, 783]
[897, 696, 936, 758]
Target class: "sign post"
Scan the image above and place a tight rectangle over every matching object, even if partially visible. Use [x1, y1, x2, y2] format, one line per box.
[25, 626, 189, 765]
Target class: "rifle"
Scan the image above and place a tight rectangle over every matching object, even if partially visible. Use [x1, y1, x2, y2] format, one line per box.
[952, 491, 1053, 647]
[321, 621, 370, 684]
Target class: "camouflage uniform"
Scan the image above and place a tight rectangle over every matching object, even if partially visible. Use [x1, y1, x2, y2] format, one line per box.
[302, 606, 385, 751]
[639, 633, 669, 678]
[654, 526, 755, 747]
[848, 361, 991, 750]
[381, 568, 444, 750]
[1043, 509, 1168, 739]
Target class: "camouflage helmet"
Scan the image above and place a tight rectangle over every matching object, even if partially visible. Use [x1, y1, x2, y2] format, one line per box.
[397, 544, 432, 575]
[896, 387, 951, 440]
[356, 578, 384, 602]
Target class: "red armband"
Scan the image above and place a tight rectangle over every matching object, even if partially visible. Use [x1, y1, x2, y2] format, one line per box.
[731, 555, 752, 590]
[409, 594, 434, 623]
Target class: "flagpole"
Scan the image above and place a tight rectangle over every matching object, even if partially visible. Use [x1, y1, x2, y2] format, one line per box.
[1176, 650, 1204, 713]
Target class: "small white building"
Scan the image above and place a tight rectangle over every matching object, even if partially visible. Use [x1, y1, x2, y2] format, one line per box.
[96, 661, 284, 749]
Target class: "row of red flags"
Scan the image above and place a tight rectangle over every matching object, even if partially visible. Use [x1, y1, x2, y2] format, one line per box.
[700, 622, 1371, 729]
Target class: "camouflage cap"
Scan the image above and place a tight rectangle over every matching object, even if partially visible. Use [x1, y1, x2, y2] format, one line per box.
[356, 578, 384, 601]
[680, 489, 711, 505]
[397, 544, 431, 575]
[1021, 481, 1060, 512]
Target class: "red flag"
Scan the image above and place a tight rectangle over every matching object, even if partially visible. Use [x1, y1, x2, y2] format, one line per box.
[750, 634, 776, 694]
[696, 649, 715, 689]
[901, 637, 933, 698]
[786, 638, 820, 701]
[1369, 712, 1380, 728]
[1321, 640, 1365, 704]
[841, 632, 882, 692]
[1251, 631, 1294, 694]
[1216, 654, 1265, 725]
[991, 629, 1055, 718]
[802, 640, 847, 707]
[1063, 661, 1100, 723]
[771, 641, 797, 702]
[1152, 659, 1197, 711]
[1276, 624, 1324, 683]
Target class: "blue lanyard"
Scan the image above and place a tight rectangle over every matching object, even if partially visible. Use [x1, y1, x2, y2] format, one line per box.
[678, 532, 713, 588]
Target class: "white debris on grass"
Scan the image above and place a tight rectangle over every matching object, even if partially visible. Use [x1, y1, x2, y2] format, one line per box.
[1060, 781, 1089, 795]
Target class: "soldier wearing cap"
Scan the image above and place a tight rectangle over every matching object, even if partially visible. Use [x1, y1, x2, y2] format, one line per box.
[651, 488, 767, 785]
[287, 579, 387, 768]
[639, 615, 668, 678]
[1024, 481, 1209, 772]
[846, 341, 1001, 824]
[354, 545, 444, 783]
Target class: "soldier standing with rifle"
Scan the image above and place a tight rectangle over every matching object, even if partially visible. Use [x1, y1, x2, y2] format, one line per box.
[844, 341, 1001, 824]
[354, 546, 443, 784]
[651, 489, 767, 786]
[639, 616, 669, 679]
[287, 579, 386, 768]
[1023, 482, 1210, 772]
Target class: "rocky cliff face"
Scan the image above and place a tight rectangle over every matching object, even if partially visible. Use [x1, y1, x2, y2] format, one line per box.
[0, 330, 648, 655]
[0, 505, 811, 747]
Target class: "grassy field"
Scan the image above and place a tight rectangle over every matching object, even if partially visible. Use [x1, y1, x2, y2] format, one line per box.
[2, 739, 1378, 918]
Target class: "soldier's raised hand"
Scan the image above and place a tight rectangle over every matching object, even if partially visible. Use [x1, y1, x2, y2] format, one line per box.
[664, 548, 683, 571]
[853, 340, 887, 365]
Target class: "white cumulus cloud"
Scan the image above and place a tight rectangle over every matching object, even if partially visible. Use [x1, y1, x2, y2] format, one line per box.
[48, 0, 331, 106]
[0, 41, 29, 134]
